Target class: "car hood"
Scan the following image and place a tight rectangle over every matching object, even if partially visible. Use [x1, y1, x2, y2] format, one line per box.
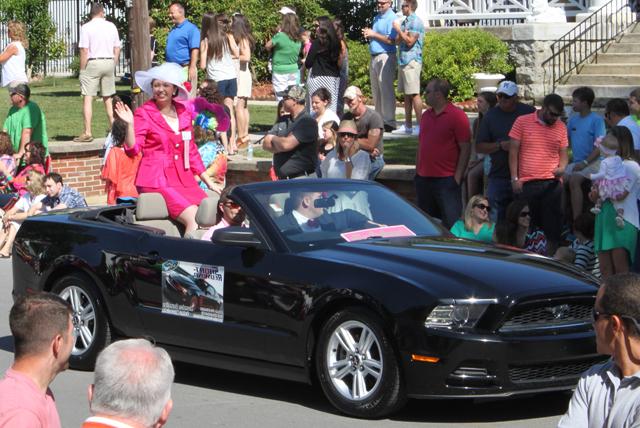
[306, 236, 598, 300]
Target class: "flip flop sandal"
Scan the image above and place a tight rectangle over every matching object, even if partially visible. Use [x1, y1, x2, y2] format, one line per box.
[73, 134, 94, 142]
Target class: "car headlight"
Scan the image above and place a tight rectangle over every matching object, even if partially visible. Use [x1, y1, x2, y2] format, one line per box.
[424, 299, 495, 330]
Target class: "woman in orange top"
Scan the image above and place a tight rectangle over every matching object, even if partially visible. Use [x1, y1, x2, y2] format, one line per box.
[102, 118, 142, 204]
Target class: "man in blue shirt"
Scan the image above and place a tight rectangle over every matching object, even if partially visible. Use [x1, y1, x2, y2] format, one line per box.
[166, 2, 199, 97]
[392, 0, 424, 136]
[565, 87, 606, 221]
[362, 0, 398, 132]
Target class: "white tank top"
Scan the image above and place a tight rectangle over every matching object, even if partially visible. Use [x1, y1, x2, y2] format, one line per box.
[1, 41, 28, 87]
[206, 42, 237, 82]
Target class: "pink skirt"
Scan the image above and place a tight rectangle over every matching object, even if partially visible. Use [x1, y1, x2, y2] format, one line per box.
[138, 185, 207, 219]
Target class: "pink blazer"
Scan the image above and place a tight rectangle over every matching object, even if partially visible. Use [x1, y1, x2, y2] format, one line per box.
[126, 100, 205, 189]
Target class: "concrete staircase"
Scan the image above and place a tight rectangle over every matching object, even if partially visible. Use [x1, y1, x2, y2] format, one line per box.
[556, 23, 640, 105]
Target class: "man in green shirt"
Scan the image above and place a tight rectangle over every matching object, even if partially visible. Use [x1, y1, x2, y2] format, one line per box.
[2, 83, 48, 158]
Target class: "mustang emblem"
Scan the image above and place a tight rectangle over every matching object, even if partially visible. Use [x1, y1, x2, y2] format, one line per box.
[546, 304, 571, 320]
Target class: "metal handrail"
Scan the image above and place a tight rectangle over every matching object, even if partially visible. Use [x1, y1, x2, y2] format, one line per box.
[543, 0, 635, 91]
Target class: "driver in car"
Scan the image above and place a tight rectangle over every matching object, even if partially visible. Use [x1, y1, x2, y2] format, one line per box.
[276, 191, 377, 234]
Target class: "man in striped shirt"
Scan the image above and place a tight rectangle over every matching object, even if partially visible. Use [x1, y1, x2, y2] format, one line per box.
[509, 94, 569, 254]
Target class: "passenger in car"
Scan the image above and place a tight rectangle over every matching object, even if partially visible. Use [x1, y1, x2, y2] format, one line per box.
[201, 186, 245, 241]
[114, 63, 219, 233]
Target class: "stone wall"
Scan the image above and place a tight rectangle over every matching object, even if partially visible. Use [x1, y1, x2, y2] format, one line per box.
[226, 159, 418, 204]
[47, 143, 418, 204]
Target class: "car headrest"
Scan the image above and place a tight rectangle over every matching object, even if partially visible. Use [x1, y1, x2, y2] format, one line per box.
[196, 196, 220, 227]
[136, 193, 169, 220]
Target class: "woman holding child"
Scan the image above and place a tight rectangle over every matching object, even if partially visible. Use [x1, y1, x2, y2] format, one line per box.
[114, 62, 228, 233]
[590, 126, 640, 277]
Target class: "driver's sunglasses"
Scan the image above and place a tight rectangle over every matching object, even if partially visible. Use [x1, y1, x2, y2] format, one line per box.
[223, 201, 241, 209]
[338, 132, 357, 138]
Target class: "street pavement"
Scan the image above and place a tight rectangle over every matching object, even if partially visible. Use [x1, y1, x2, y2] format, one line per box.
[0, 258, 568, 427]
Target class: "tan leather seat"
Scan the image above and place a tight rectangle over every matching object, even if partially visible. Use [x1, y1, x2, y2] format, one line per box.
[134, 193, 183, 238]
[185, 195, 220, 240]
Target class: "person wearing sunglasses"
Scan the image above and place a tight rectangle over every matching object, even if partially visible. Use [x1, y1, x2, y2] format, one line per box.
[603, 98, 640, 159]
[320, 120, 371, 180]
[476, 81, 535, 222]
[494, 198, 548, 255]
[450, 195, 495, 243]
[559, 273, 640, 428]
[508, 93, 568, 255]
[201, 186, 245, 241]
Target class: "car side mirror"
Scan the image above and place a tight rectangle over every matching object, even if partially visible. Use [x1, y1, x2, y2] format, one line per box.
[212, 227, 262, 248]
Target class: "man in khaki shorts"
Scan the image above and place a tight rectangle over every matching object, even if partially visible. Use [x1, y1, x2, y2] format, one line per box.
[393, 0, 425, 136]
[75, 2, 121, 142]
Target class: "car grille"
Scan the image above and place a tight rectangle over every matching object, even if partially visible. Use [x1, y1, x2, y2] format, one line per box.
[509, 357, 607, 384]
[499, 302, 592, 333]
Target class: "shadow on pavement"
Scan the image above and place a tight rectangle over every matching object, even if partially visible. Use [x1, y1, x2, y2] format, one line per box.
[0, 335, 14, 353]
[173, 361, 336, 414]
[173, 361, 570, 422]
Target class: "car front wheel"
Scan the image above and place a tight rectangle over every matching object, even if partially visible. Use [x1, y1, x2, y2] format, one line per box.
[316, 307, 406, 418]
[53, 272, 111, 370]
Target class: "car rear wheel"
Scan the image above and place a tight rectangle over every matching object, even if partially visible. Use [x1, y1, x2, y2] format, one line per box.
[316, 307, 406, 418]
[53, 272, 111, 370]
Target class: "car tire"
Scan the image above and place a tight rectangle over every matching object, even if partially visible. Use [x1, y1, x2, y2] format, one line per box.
[316, 307, 406, 418]
[52, 272, 111, 370]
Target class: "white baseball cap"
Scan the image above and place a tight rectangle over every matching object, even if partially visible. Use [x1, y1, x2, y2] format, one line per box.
[496, 81, 518, 97]
[343, 86, 363, 100]
[279, 6, 296, 15]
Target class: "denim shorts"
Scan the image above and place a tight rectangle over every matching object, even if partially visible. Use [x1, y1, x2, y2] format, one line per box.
[217, 78, 238, 98]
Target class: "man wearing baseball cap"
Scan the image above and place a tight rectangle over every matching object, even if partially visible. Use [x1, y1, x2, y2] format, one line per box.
[2, 83, 49, 158]
[342, 85, 385, 179]
[263, 85, 318, 179]
[476, 80, 535, 221]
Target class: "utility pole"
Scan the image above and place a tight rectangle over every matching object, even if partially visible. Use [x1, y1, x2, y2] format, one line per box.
[128, 0, 151, 110]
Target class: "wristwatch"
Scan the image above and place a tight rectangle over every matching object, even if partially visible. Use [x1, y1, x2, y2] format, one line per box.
[511, 177, 519, 182]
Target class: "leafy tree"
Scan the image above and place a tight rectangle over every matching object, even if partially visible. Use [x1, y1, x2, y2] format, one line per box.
[0, 0, 65, 74]
[320, 0, 377, 41]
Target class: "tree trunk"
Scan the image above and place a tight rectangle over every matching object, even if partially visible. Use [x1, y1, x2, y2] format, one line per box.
[128, 1, 151, 110]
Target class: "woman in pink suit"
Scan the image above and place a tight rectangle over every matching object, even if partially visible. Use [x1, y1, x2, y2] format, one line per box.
[115, 62, 219, 233]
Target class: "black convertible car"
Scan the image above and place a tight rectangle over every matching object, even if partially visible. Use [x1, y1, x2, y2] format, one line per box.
[12, 179, 602, 418]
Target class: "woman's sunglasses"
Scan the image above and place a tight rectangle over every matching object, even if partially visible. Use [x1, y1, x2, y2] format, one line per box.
[473, 203, 491, 212]
[519, 211, 530, 218]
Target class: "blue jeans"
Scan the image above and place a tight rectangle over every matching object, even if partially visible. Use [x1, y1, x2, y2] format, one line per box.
[369, 155, 385, 180]
[487, 177, 513, 223]
[414, 175, 462, 229]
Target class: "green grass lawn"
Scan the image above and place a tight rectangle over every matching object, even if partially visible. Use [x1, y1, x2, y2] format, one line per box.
[0, 77, 417, 164]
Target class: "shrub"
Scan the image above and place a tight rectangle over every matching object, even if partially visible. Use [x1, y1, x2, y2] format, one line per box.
[0, 0, 65, 74]
[148, 0, 329, 82]
[346, 40, 371, 98]
[422, 29, 513, 102]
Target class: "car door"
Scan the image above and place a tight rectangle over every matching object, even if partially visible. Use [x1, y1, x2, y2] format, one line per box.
[126, 231, 314, 366]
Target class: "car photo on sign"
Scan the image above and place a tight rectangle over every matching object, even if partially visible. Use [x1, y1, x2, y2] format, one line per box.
[162, 261, 224, 321]
[11, 179, 602, 418]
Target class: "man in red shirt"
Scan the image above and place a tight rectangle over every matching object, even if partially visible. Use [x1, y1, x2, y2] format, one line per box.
[415, 78, 471, 228]
[509, 93, 569, 253]
[0, 293, 74, 427]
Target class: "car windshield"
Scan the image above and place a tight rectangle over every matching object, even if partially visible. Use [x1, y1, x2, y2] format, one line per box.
[245, 181, 443, 251]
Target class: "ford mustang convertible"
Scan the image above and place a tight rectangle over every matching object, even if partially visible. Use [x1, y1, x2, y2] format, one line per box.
[12, 179, 602, 418]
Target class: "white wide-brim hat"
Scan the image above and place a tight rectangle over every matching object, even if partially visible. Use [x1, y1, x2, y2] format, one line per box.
[135, 62, 189, 100]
